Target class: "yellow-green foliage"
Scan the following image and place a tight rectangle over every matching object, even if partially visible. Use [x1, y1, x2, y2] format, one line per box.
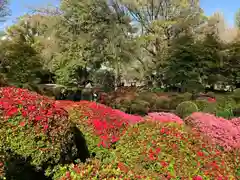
[194, 99, 216, 114]
[130, 99, 150, 115]
[176, 101, 198, 118]
[169, 93, 192, 109]
[231, 88, 240, 103]
[51, 158, 152, 180]
[154, 96, 171, 110]
[137, 92, 158, 106]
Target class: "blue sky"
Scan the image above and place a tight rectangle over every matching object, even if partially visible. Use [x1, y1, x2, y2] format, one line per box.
[0, 0, 240, 30]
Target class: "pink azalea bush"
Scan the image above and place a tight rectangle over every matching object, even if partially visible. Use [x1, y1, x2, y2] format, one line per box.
[114, 109, 144, 124]
[146, 112, 183, 124]
[229, 118, 240, 127]
[185, 112, 240, 151]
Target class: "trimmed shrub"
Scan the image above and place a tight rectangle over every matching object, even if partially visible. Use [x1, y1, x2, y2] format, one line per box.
[194, 99, 217, 114]
[114, 98, 131, 112]
[176, 101, 198, 118]
[136, 92, 158, 106]
[112, 121, 236, 179]
[51, 158, 153, 180]
[154, 96, 171, 110]
[0, 87, 78, 171]
[216, 109, 234, 119]
[231, 88, 240, 103]
[130, 99, 150, 115]
[216, 96, 237, 111]
[195, 100, 210, 111]
[233, 107, 240, 117]
[184, 112, 240, 151]
[169, 93, 192, 109]
[206, 92, 215, 98]
[67, 101, 129, 153]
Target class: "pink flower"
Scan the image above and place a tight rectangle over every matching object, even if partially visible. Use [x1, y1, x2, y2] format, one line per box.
[147, 112, 183, 124]
[185, 112, 240, 151]
[192, 175, 203, 180]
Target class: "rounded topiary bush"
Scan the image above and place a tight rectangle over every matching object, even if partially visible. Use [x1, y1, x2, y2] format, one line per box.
[130, 99, 150, 115]
[169, 93, 192, 109]
[0, 87, 80, 172]
[176, 101, 198, 118]
[154, 96, 171, 110]
[216, 96, 236, 111]
[136, 92, 158, 106]
[194, 99, 217, 114]
[112, 121, 236, 179]
[231, 88, 240, 103]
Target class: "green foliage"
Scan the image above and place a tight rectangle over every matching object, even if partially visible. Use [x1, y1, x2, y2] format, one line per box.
[154, 96, 171, 110]
[231, 88, 240, 103]
[0, 41, 43, 85]
[68, 109, 111, 161]
[216, 96, 237, 111]
[112, 121, 236, 178]
[130, 99, 150, 115]
[216, 109, 234, 119]
[136, 92, 158, 106]
[176, 101, 198, 118]
[235, 8, 240, 29]
[181, 80, 205, 93]
[0, 0, 11, 23]
[51, 158, 148, 180]
[169, 93, 192, 109]
[194, 99, 217, 114]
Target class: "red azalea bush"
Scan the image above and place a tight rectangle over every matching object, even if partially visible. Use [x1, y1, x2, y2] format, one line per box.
[52, 158, 166, 180]
[111, 121, 237, 179]
[146, 112, 183, 124]
[67, 101, 130, 149]
[0, 87, 75, 169]
[185, 112, 240, 151]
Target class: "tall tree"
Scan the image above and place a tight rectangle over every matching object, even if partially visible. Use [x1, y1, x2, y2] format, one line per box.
[0, 0, 10, 23]
[46, 0, 136, 86]
[235, 8, 240, 29]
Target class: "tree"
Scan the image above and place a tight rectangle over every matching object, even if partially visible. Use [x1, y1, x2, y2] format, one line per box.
[45, 0, 136, 86]
[0, 40, 42, 85]
[235, 8, 240, 29]
[0, 0, 10, 22]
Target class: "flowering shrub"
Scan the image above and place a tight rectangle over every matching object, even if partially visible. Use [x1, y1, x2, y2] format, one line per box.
[194, 99, 216, 114]
[112, 121, 237, 179]
[146, 112, 183, 124]
[0, 87, 75, 169]
[51, 158, 162, 180]
[230, 118, 240, 126]
[176, 101, 198, 118]
[184, 112, 240, 151]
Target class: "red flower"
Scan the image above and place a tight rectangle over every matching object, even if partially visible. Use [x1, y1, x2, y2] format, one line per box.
[160, 161, 168, 167]
[19, 121, 25, 127]
[35, 115, 43, 121]
[65, 171, 71, 179]
[43, 124, 49, 131]
[21, 110, 27, 117]
[197, 151, 204, 157]
[117, 162, 129, 173]
[6, 107, 18, 117]
[207, 97, 216, 103]
[72, 165, 81, 174]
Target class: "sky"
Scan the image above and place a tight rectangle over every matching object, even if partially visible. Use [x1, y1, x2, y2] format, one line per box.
[0, 0, 240, 30]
